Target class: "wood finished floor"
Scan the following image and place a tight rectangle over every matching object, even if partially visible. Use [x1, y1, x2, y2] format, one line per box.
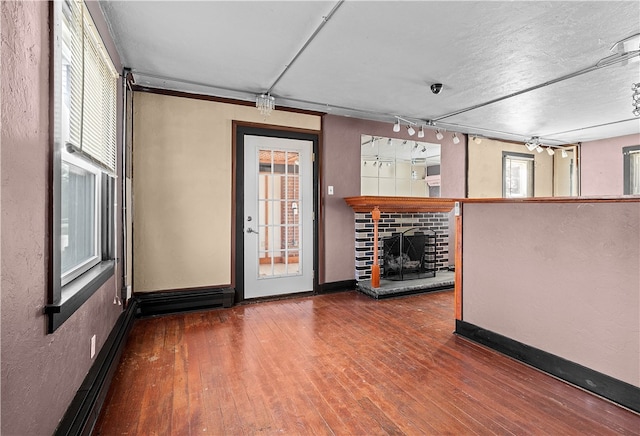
[94, 290, 640, 435]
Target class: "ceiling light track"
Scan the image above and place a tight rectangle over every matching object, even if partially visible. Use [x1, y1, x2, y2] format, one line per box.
[266, 0, 345, 95]
[433, 48, 640, 123]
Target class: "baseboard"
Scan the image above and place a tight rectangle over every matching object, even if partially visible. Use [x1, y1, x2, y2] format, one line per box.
[54, 298, 139, 436]
[455, 320, 640, 413]
[135, 287, 235, 317]
[318, 280, 357, 294]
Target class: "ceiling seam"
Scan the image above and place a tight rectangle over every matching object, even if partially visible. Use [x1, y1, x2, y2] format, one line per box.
[266, 0, 345, 95]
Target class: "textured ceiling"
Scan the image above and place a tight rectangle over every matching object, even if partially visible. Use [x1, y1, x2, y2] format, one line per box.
[100, 1, 640, 145]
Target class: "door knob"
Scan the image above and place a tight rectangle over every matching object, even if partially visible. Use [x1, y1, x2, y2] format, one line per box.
[246, 227, 259, 234]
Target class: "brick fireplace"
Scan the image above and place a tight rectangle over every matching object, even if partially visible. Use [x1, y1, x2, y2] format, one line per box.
[344, 196, 456, 282]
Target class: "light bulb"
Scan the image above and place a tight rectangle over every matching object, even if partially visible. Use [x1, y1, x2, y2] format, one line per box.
[393, 120, 400, 132]
[546, 147, 555, 155]
[452, 133, 460, 144]
[436, 130, 444, 140]
[407, 125, 416, 136]
[536, 146, 543, 153]
[418, 126, 425, 138]
[561, 149, 568, 158]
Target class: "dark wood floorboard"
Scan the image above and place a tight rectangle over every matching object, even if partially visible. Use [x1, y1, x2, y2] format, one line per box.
[93, 290, 640, 435]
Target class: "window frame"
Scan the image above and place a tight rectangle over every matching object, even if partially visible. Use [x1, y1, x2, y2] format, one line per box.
[623, 145, 640, 195]
[46, 0, 117, 333]
[502, 151, 535, 198]
[60, 151, 103, 286]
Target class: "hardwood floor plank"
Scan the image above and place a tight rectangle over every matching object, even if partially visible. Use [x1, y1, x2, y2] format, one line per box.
[94, 290, 640, 435]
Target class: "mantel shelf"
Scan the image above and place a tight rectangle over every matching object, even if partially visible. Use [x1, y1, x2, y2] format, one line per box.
[344, 196, 456, 213]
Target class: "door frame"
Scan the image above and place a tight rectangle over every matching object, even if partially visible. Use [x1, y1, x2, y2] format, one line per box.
[233, 122, 320, 302]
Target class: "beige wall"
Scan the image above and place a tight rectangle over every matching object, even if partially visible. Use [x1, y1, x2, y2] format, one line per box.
[461, 200, 640, 387]
[133, 92, 320, 292]
[468, 138, 553, 198]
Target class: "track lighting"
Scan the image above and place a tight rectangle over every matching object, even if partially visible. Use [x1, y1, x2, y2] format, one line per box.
[452, 133, 460, 144]
[536, 146, 543, 153]
[525, 136, 540, 151]
[546, 147, 555, 155]
[633, 83, 640, 117]
[393, 119, 400, 132]
[561, 149, 568, 158]
[418, 125, 425, 138]
[436, 130, 444, 140]
[407, 125, 416, 136]
[473, 136, 482, 144]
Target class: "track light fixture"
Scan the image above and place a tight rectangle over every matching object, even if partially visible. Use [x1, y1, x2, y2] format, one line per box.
[392, 116, 419, 136]
[473, 136, 482, 144]
[525, 136, 540, 151]
[546, 147, 555, 156]
[561, 149, 568, 158]
[536, 146, 544, 153]
[633, 83, 640, 117]
[418, 125, 425, 138]
[452, 133, 460, 144]
[435, 130, 444, 140]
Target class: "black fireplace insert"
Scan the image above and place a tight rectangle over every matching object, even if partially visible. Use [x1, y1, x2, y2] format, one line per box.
[382, 228, 436, 281]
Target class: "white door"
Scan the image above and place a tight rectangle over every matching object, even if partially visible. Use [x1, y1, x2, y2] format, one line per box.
[243, 135, 314, 298]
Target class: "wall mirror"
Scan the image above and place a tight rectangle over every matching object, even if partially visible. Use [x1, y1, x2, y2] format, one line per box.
[361, 134, 441, 197]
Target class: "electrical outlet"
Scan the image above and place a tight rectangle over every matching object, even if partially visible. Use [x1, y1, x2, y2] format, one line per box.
[90, 334, 96, 359]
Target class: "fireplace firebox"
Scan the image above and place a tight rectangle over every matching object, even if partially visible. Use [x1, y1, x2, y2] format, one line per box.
[382, 229, 436, 281]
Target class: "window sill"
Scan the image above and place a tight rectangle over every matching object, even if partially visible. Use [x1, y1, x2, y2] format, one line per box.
[45, 260, 115, 333]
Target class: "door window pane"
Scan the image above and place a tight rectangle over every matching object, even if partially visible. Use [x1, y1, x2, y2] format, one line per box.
[258, 149, 302, 278]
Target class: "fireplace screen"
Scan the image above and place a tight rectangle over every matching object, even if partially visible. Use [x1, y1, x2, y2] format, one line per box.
[382, 230, 436, 281]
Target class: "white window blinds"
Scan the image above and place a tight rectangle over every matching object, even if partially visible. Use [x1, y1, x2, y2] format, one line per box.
[62, 0, 118, 172]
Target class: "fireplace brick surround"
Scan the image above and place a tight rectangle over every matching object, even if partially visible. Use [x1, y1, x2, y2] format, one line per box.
[354, 212, 450, 281]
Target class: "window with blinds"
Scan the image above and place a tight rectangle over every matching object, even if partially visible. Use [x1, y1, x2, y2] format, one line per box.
[61, 0, 117, 172]
[47, 0, 118, 332]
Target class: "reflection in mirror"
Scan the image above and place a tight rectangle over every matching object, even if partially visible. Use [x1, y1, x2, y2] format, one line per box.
[361, 134, 441, 197]
[553, 145, 579, 197]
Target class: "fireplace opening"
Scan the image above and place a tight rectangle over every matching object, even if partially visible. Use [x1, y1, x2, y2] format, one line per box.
[382, 228, 436, 281]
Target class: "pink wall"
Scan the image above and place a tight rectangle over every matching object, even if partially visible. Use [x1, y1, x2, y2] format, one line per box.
[580, 133, 640, 196]
[1, 2, 124, 434]
[321, 114, 466, 283]
[461, 200, 640, 387]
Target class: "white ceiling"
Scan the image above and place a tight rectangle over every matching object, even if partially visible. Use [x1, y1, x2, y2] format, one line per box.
[100, 1, 640, 145]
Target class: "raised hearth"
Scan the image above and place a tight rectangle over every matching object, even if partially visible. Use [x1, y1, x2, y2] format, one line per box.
[357, 271, 455, 299]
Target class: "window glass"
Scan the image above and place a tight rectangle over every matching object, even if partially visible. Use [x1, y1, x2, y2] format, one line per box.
[503, 152, 534, 198]
[625, 148, 640, 195]
[61, 159, 100, 284]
